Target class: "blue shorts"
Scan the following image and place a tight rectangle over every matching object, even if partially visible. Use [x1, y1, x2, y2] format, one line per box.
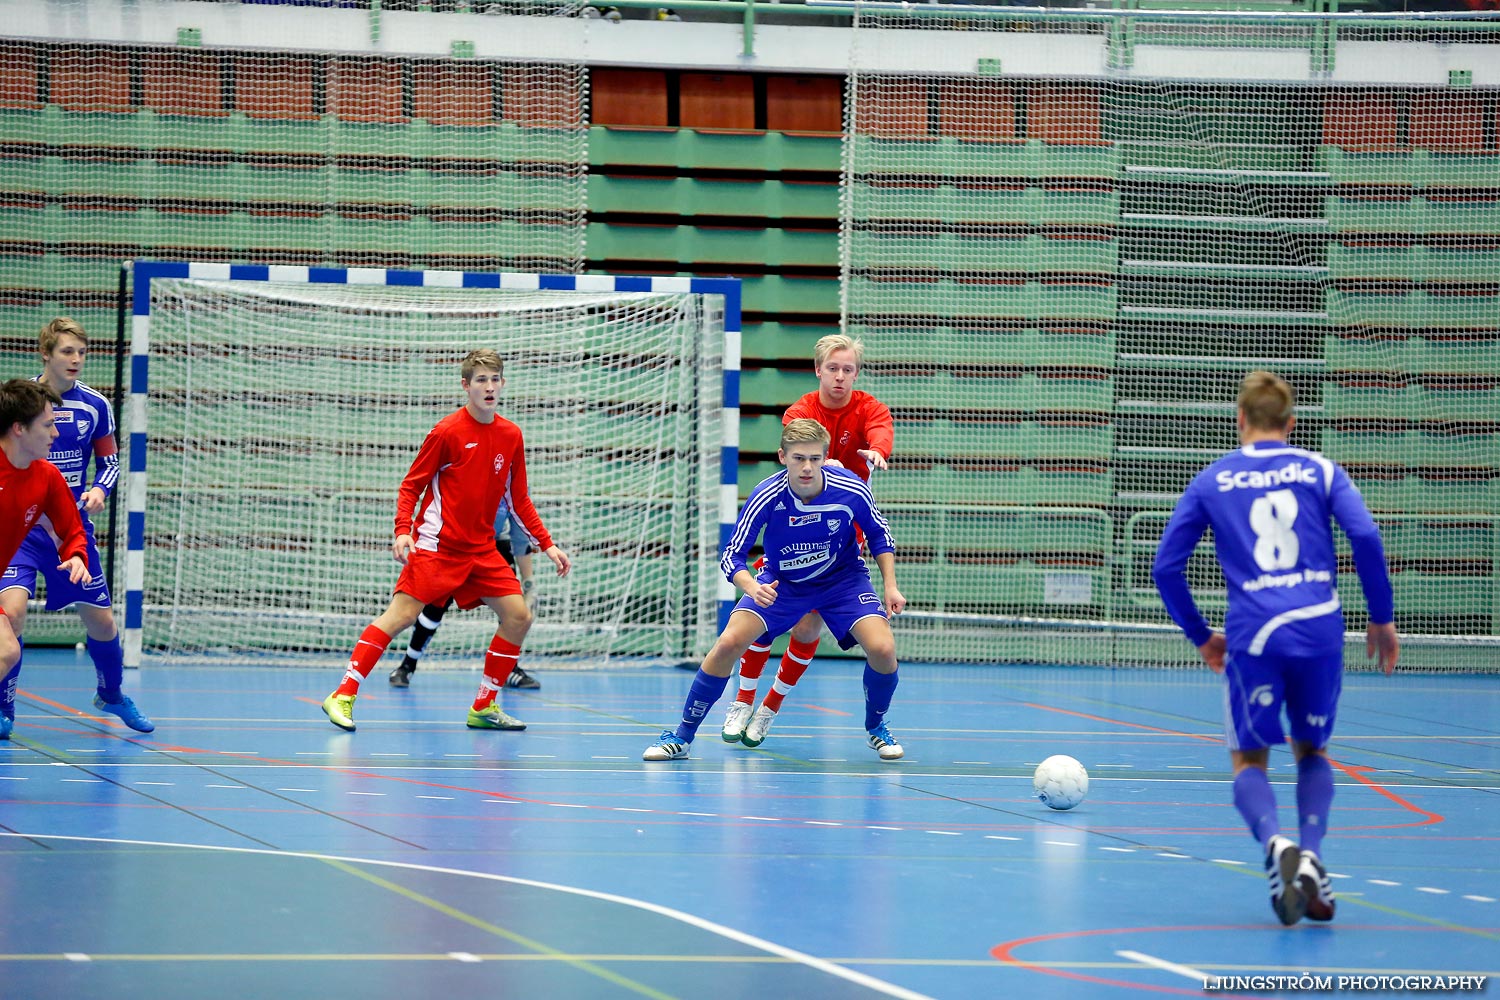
[2, 524, 112, 611]
[733, 571, 886, 651]
[1223, 647, 1342, 752]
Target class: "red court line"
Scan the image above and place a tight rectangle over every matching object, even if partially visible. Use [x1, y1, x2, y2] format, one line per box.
[1329, 758, 1445, 827]
[992, 923, 1268, 998]
[797, 703, 853, 717]
[18, 690, 124, 730]
[1022, 702, 1224, 744]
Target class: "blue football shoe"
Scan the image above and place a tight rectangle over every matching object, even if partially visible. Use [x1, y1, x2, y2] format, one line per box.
[94, 694, 155, 733]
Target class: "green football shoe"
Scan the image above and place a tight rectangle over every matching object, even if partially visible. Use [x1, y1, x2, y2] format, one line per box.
[466, 705, 526, 731]
[322, 693, 356, 732]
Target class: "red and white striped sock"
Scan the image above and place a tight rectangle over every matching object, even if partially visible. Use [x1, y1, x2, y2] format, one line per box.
[735, 641, 772, 705]
[762, 637, 818, 714]
[473, 635, 522, 711]
[335, 625, 393, 696]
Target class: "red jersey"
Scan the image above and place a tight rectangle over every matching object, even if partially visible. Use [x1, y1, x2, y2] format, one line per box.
[1, 447, 87, 569]
[395, 408, 554, 558]
[783, 389, 894, 482]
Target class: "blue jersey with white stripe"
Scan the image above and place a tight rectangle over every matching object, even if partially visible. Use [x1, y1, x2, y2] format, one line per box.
[34, 377, 119, 503]
[1152, 441, 1394, 657]
[721, 466, 894, 588]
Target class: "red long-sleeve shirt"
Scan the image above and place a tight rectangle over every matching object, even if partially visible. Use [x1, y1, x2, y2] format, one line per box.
[1, 448, 87, 569]
[783, 390, 894, 482]
[395, 408, 553, 558]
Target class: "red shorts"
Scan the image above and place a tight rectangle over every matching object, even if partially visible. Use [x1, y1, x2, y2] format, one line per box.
[395, 547, 521, 610]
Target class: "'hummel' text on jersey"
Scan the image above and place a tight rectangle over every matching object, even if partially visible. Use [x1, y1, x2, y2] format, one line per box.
[32, 377, 118, 502]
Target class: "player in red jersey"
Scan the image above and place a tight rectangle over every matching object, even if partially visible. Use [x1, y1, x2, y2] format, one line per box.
[320, 350, 570, 733]
[722, 334, 895, 748]
[0, 380, 91, 740]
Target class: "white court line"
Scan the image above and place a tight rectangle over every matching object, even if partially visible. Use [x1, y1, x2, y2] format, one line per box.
[416, 795, 454, 801]
[1463, 895, 1496, 903]
[63, 953, 91, 962]
[986, 836, 1021, 841]
[1417, 887, 1450, 895]
[206, 784, 246, 790]
[1100, 847, 1135, 853]
[277, 788, 316, 793]
[448, 951, 481, 963]
[1044, 841, 1078, 847]
[1369, 879, 1401, 886]
[0, 832, 938, 1000]
[1116, 949, 1209, 984]
[927, 831, 961, 837]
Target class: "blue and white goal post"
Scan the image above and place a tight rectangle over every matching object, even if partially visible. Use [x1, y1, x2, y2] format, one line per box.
[122, 260, 742, 667]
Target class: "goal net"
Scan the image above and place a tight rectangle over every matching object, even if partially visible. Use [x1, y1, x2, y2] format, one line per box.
[123, 267, 730, 667]
[843, 7, 1500, 671]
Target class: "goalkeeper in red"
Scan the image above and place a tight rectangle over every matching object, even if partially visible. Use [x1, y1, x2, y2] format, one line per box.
[320, 350, 570, 732]
[1, 380, 93, 741]
[722, 334, 894, 749]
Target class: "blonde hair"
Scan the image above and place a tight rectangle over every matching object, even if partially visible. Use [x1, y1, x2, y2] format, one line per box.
[1238, 370, 1295, 431]
[813, 334, 864, 370]
[40, 317, 87, 355]
[781, 417, 831, 451]
[461, 349, 504, 381]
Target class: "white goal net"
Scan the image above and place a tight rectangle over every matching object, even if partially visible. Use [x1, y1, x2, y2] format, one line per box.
[127, 276, 724, 666]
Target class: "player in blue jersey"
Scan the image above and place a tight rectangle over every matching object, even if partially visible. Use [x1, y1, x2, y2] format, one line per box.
[0, 319, 154, 736]
[643, 418, 907, 762]
[1152, 370, 1398, 926]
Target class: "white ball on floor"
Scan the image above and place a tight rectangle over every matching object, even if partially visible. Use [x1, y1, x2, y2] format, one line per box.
[1033, 754, 1089, 811]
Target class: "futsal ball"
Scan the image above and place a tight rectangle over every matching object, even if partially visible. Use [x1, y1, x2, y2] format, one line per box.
[1033, 754, 1089, 811]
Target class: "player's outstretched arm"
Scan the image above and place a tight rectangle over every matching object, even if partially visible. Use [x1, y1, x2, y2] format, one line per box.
[543, 544, 571, 578]
[57, 555, 92, 586]
[1367, 621, 1398, 676]
[392, 533, 415, 565]
[856, 448, 889, 472]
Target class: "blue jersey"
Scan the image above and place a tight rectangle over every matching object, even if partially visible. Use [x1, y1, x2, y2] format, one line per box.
[721, 466, 895, 589]
[1152, 441, 1394, 657]
[33, 377, 119, 503]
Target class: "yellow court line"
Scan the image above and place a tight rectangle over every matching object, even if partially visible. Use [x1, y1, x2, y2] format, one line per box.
[320, 858, 680, 1000]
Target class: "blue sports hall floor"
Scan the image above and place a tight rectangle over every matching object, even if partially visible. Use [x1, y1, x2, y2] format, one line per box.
[1, 647, 1496, 1000]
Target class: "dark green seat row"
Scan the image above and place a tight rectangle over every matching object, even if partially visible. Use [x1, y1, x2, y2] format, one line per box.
[848, 138, 1120, 180]
[590, 127, 841, 173]
[0, 106, 584, 163]
[588, 174, 838, 220]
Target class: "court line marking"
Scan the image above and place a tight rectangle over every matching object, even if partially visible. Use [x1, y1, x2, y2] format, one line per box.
[0, 832, 938, 1000]
[1115, 949, 1208, 984]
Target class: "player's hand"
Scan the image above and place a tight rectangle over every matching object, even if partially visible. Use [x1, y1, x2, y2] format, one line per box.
[747, 579, 779, 608]
[58, 556, 92, 585]
[1367, 621, 1399, 676]
[545, 545, 571, 578]
[81, 487, 107, 515]
[1197, 632, 1227, 673]
[392, 533, 415, 565]
[858, 448, 888, 472]
[824, 459, 844, 469]
[884, 585, 906, 617]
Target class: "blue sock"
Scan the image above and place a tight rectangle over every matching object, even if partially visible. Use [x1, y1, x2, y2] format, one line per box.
[1233, 767, 1281, 846]
[674, 670, 730, 743]
[1296, 754, 1335, 858]
[1, 651, 19, 722]
[862, 663, 898, 732]
[88, 635, 125, 702]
